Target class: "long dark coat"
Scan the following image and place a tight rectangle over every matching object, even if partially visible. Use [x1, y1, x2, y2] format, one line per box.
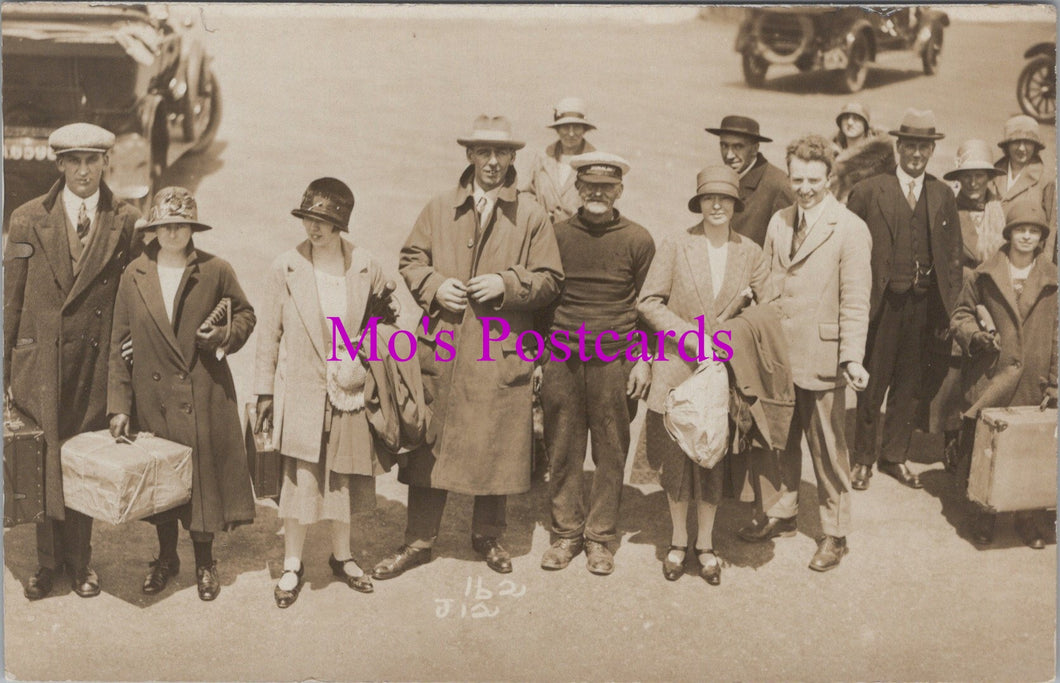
[399, 166, 563, 495]
[950, 248, 1058, 418]
[730, 153, 795, 247]
[107, 243, 256, 533]
[4, 179, 140, 519]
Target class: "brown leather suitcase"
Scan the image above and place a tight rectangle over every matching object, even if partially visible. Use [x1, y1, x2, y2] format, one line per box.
[968, 406, 1058, 512]
[244, 402, 281, 502]
[3, 405, 45, 527]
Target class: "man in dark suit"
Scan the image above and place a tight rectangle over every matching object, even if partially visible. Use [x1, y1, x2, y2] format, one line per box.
[4, 123, 141, 599]
[846, 109, 963, 490]
[706, 115, 794, 247]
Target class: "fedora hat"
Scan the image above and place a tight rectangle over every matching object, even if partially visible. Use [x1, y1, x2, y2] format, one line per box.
[997, 114, 1045, 151]
[291, 177, 355, 232]
[548, 97, 596, 130]
[943, 140, 1006, 181]
[888, 108, 945, 140]
[705, 115, 772, 143]
[835, 102, 871, 129]
[688, 165, 744, 213]
[141, 187, 212, 232]
[570, 151, 629, 184]
[48, 122, 115, 155]
[457, 115, 525, 150]
[1002, 203, 1051, 242]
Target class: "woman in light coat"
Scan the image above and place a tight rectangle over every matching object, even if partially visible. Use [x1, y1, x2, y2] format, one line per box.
[523, 97, 597, 223]
[254, 178, 396, 607]
[638, 166, 770, 585]
[991, 115, 1057, 261]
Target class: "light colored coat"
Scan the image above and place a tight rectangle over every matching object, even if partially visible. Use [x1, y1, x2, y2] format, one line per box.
[523, 140, 595, 223]
[638, 226, 770, 413]
[254, 239, 390, 466]
[761, 193, 872, 391]
[992, 157, 1058, 259]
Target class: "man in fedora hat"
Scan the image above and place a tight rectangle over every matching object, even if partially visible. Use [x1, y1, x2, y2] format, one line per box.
[374, 115, 563, 579]
[705, 114, 793, 247]
[538, 151, 654, 575]
[846, 108, 962, 491]
[4, 122, 142, 599]
[738, 133, 871, 572]
[524, 96, 598, 223]
[991, 115, 1056, 262]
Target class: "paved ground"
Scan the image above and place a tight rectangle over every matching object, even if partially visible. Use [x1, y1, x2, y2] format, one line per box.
[3, 7, 1057, 681]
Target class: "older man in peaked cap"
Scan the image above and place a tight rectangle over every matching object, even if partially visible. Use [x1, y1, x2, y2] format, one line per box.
[373, 115, 563, 579]
[4, 122, 141, 599]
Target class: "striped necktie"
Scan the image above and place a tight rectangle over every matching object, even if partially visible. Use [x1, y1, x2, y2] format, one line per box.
[76, 201, 91, 242]
[789, 212, 807, 259]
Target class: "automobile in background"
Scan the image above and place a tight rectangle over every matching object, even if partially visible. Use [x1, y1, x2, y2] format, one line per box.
[2, 3, 221, 225]
[1017, 42, 1056, 124]
[735, 7, 949, 93]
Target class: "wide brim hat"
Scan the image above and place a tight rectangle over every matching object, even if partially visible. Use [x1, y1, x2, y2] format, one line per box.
[688, 165, 745, 213]
[548, 96, 596, 130]
[570, 151, 629, 184]
[943, 139, 1006, 181]
[141, 186, 212, 232]
[291, 177, 355, 232]
[457, 114, 525, 150]
[835, 102, 870, 129]
[997, 114, 1045, 151]
[1002, 203, 1051, 242]
[48, 122, 115, 155]
[705, 114, 772, 143]
[889, 108, 945, 140]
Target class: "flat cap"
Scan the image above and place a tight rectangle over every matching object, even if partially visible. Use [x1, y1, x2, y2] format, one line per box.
[48, 123, 115, 155]
[570, 151, 630, 184]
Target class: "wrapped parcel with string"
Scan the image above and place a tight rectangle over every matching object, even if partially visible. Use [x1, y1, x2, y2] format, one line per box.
[60, 431, 192, 525]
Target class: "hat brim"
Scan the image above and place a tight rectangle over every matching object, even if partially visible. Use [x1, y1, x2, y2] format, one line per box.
[689, 193, 745, 214]
[889, 130, 945, 140]
[1003, 221, 1051, 241]
[705, 127, 772, 143]
[291, 208, 349, 232]
[943, 165, 1006, 181]
[998, 137, 1046, 151]
[576, 173, 622, 184]
[457, 138, 525, 150]
[835, 112, 869, 129]
[548, 117, 596, 130]
[141, 215, 212, 232]
[53, 146, 112, 155]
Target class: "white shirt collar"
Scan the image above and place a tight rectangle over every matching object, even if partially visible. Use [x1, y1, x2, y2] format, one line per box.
[62, 185, 100, 228]
[1008, 164, 1023, 187]
[895, 166, 924, 200]
[798, 196, 828, 230]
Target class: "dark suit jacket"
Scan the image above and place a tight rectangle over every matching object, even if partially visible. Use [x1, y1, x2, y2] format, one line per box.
[731, 154, 795, 248]
[846, 172, 962, 323]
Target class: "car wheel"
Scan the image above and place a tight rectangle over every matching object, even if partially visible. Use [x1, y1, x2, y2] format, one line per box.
[189, 68, 222, 154]
[838, 32, 869, 93]
[1017, 55, 1056, 124]
[921, 26, 942, 75]
[742, 52, 769, 88]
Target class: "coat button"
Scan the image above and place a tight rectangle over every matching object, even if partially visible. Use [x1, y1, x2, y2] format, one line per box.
[1013, 360, 1022, 368]
[467, 238, 474, 249]
[94, 308, 102, 317]
[177, 372, 187, 381]
[180, 402, 192, 414]
[152, 372, 161, 381]
[90, 339, 98, 349]
[102, 278, 108, 285]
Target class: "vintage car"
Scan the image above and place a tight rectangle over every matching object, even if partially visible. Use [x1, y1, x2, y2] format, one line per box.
[1017, 42, 1056, 124]
[735, 7, 949, 93]
[2, 3, 221, 225]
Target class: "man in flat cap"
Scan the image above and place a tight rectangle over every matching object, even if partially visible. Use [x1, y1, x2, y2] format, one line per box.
[374, 115, 563, 579]
[4, 122, 142, 599]
[538, 152, 654, 575]
[706, 115, 794, 247]
[846, 109, 962, 491]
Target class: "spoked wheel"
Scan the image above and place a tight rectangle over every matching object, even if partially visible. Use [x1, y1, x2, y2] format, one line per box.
[1017, 55, 1056, 124]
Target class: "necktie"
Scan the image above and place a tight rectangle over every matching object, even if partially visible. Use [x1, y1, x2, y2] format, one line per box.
[77, 201, 90, 242]
[789, 212, 807, 259]
[906, 181, 917, 211]
[475, 196, 489, 228]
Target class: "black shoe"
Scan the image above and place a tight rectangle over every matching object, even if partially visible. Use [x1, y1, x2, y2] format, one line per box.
[809, 536, 848, 572]
[584, 540, 614, 576]
[540, 537, 584, 570]
[72, 566, 100, 598]
[851, 464, 872, 491]
[1015, 513, 1046, 550]
[372, 545, 432, 580]
[329, 554, 373, 593]
[143, 557, 180, 595]
[943, 431, 960, 474]
[662, 545, 686, 582]
[471, 534, 513, 574]
[274, 563, 304, 608]
[878, 461, 922, 489]
[695, 548, 721, 586]
[737, 515, 797, 543]
[196, 562, 220, 601]
[971, 512, 996, 546]
[24, 566, 56, 600]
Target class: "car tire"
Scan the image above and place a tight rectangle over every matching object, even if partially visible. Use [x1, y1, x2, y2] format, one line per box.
[1017, 55, 1056, 124]
[742, 52, 769, 88]
[837, 32, 869, 93]
[189, 68, 222, 154]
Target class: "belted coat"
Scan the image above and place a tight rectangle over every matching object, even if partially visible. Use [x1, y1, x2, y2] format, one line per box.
[4, 179, 140, 519]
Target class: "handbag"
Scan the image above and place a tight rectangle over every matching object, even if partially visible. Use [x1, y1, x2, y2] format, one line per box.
[663, 358, 731, 469]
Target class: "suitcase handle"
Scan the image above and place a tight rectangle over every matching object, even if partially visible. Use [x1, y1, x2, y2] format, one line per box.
[980, 413, 1009, 432]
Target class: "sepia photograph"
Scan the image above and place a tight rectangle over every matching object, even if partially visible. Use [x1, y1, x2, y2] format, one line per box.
[1, 3, 1057, 681]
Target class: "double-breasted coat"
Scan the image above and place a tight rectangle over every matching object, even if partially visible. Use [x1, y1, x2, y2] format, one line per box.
[730, 154, 796, 248]
[399, 166, 563, 495]
[108, 243, 256, 533]
[991, 157, 1058, 259]
[254, 239, 391, 471]
[951, 249, 1058, 417]
[4, 179, 140, 519]
[523, 140, 595, 223]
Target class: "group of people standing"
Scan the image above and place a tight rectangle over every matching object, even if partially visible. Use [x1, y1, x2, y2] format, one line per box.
[3, 96, 1055, 606]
